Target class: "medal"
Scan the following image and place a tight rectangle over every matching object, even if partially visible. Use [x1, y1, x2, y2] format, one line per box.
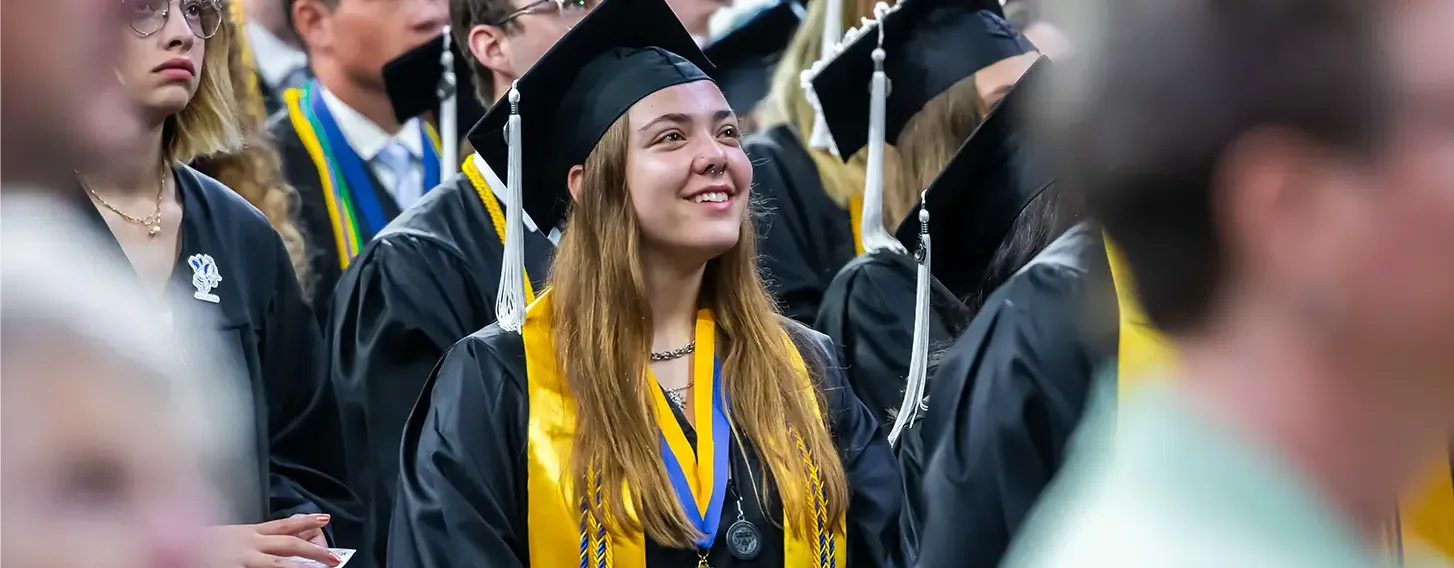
[727, 518, 761, 560]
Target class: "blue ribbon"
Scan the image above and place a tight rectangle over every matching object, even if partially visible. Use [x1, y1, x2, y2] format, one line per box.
[658, 358, 731, 550]
[305, 82, 441, 239]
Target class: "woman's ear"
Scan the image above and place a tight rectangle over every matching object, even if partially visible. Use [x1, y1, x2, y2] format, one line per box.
[567, 165, 585, 201]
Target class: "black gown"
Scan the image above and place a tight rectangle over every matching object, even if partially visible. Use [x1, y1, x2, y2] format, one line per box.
[74, 165, 362, 544]
[905, 224, 1118, 567]
[745, 125, 858, 325]
[387, 320, 906, 567]
[814, 250, 971, 427]
[327, 173, 554, 567]
[267, 110, 404, 313]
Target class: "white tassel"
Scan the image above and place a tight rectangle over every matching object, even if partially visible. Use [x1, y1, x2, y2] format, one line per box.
[806, 0, 843, 151]
[888, 192, 932, 446]
[495, 82, 526, 332]
[860, 4, 906, 255]
[438, 27, 459, 179]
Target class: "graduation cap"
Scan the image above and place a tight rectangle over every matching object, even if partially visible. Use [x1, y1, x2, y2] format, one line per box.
[467, 0, 715, 330]
[703, 0, 805, 114]
[886, 56, 1053, 444]
[807, 0, 1034, 159]
[382, 31, 488, 179]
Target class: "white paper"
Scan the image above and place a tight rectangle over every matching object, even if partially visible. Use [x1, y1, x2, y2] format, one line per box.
[286, 548, 355, 567]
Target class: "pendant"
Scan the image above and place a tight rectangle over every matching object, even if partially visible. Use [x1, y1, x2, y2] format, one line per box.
[727, 519, 762, 560]
[148, 223, 161, 237]
[696, 551, 711, 568]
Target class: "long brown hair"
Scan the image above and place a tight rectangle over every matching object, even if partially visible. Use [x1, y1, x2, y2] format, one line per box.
[884, 75, 988, 228]
[548, 117, 850, 547]
[194, 6, 312, 291]
[756, 0, 879, 209]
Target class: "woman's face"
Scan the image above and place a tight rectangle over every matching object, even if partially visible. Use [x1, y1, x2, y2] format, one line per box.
[624, 81, 752, 261]
[117, 0, 216, 120]
[975, 52, 1041, 109]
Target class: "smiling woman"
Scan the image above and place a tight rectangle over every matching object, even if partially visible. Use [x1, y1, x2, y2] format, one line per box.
[385, 0, 904, 566]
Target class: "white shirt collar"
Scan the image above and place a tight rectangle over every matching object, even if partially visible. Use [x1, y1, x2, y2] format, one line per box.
[319, 85, 424, 162]
[245, 23, 308, 89]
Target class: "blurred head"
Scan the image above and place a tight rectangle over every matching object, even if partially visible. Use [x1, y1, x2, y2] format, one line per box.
[455, 0, 595, 106]
[117, 0, 242, 163]
[1058, 0, 1454, 407]
[548, 77, 848, 548]
[664, 0, 726, 40]
[565, 81, 752, 266]
[0, 0, 142, 187]
[0, 202, 248, 568]
[292, 0, 448, 91]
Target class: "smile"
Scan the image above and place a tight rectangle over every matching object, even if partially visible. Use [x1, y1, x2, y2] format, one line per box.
[692, 192, 730, 203]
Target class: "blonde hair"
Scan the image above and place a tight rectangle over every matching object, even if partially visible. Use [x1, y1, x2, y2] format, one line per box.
[163, 0, 244, 165]
[193, 9, 312, 291]
[756, 0, 880, 208]
[883, 74, 988, 228]
[549, 117, 850, 547]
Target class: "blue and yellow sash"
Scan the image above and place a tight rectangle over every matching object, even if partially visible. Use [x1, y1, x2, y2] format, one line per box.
[1105, 236, 1454, 562]
[283, 82, 442, 269]
[520, 292, 846, 567]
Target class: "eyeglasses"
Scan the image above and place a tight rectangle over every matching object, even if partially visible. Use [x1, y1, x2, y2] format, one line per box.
[123, 0, 223, 40]
[496, 0, 593, 27]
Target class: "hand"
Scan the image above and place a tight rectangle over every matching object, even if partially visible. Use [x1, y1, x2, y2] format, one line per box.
[211, 514, 340, 567]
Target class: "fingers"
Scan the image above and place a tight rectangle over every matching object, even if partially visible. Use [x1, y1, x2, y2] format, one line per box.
[252, 534, 339, 566]
[295, 526, 324, 544]
[254, 513, 330, 536]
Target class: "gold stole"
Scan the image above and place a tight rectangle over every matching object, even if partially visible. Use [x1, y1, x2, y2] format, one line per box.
[521, 292, 847, 567]
[1104, 237, 1454, 560]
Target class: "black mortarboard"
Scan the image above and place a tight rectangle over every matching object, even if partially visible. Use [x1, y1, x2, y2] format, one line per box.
[469, 0, 713, 232]
[467, 0, 715, 330]
[894, 57, 1054, 298]
[382, 32, 486, 151]
[703, 0, 804, 114]
[808, 0, 1036, 159]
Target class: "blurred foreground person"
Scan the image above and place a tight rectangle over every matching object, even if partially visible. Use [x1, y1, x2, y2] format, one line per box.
[0, 0, 141, 189]
[1005, 0, 1454, 565]
[0, 199, 249, 568]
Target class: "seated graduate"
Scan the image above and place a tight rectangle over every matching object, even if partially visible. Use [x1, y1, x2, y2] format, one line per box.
[271, 0, 448, 309]
[326, 4, 590, 565]
[70, 2, 358, 564]
[806, 0, 1043, 428]
[738, 0, 879, 324]
[386, 0, 904, 565]
[702, 0, 804, 132]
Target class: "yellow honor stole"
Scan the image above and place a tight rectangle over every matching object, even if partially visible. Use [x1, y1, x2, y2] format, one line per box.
[520, 292, 847, 567]
[1105, 237, 1454, 561]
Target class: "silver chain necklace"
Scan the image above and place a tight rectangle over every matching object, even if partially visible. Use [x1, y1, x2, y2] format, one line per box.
[650, 341, 695, 362]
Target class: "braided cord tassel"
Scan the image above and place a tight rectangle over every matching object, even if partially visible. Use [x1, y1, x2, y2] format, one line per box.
[577, 470, 612, 568]
[793, 429, 835, 568]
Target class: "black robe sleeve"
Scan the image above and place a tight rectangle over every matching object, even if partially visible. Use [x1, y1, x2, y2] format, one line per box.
[387, 329, 529, 568]
[910, 262, 1106, 568]
[259, 235, 362, 545]
[789, 324, 909, 567]
[815, 252, 971, 427]
[746, 128, 856, 325]
[328, 234, 492, 564]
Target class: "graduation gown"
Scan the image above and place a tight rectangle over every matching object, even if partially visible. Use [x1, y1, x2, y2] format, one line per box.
[267, 109, 404, 313]
[75, 165, 363, 543]
[327, 170, 553, 567]
[387, 314, 906, 567]
[906, 224, 1117, 567]
[814, 250, 971, 427]
[745, 125, 859, 325]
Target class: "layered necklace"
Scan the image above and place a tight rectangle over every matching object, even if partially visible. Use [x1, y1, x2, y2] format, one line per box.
[652, 340, 696, 408]
[78, 164, 168, 237]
